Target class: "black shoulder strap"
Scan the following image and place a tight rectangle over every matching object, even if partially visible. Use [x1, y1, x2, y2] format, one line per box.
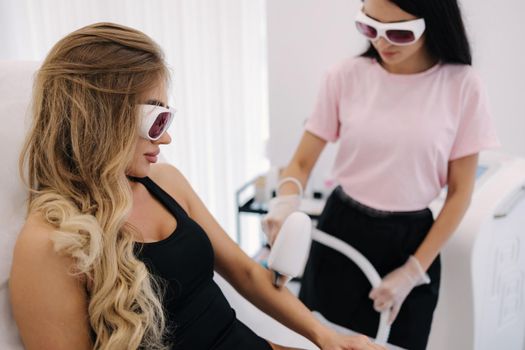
[131, 176, 188, 218]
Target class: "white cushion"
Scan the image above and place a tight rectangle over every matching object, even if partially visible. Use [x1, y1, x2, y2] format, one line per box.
[0, 60, 40, 350]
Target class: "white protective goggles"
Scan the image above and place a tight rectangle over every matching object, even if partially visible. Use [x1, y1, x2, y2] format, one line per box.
[138, 104, 175, 141]
[355, 10, 426, 46]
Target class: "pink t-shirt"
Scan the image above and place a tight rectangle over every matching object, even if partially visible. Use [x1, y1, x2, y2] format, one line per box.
[305, 57, 500, 211]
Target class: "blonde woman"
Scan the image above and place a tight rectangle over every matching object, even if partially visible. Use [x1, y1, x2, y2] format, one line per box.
[9, 23, 384, 350]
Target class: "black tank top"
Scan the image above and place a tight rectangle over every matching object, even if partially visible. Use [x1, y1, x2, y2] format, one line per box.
[131, 176, 272, 350]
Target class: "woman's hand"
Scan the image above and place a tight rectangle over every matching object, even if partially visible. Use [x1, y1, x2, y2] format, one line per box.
[369, 255, 430, 324]
[261, 194, 301, 245]
[317, 329, 386, 350]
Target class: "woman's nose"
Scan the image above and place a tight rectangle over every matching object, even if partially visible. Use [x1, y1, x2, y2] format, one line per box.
[155, 131, 172, 145]
[373, 36, 391, 50]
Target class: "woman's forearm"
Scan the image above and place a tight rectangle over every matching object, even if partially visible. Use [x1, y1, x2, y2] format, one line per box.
[234, 264, 334, 348]
[414, 154, 478, 270]
[414, 190, 472, 270]
[278, 131, 327, 196]
[278, 162, 311, 195]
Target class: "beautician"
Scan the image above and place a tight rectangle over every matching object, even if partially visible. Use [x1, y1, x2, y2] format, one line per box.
[262, 0, 499, 349]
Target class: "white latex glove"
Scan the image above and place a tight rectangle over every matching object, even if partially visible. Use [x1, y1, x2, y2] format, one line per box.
[261, 194, 301, 245]
[317, 329, 387, 350]
[368, 256, 430, 324]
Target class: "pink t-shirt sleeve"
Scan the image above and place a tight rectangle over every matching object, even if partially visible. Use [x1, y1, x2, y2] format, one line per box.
[304, 68, 341, 142]
[450, 70, 500, 160]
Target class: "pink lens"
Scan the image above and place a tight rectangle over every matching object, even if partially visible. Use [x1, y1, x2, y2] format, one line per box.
[386, 30, 416, 44]
[148, 112, 171, 139]
[355, 22, 377, 39]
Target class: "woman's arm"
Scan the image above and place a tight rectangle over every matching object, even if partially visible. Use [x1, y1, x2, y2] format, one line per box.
[262, 131, 327, 244]
[413, 153, 478, 270]
[369, 153, 479, 322]
[278, 131, 327, 195]
[154, 165, 382, 350]
[9, 214, 93, 350]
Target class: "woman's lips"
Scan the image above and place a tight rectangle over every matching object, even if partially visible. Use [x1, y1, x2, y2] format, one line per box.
[381, 51, 398, 58]
[144, 151, 159, 163]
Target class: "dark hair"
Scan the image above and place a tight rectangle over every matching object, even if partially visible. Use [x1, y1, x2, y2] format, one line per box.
[360, 0, 472, 65]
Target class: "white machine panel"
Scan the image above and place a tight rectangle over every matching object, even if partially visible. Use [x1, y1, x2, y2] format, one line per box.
[428, 152, 525, 350]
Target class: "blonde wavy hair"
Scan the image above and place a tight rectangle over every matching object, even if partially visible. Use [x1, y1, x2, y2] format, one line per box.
[19, 23, 170, 349]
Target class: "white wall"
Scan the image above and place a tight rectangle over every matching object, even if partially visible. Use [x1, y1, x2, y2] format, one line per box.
[266, 0, 525, 190]
[0, 0, 269, 244]
[462, 0, 525, 156]
[266, 0, 363, 192]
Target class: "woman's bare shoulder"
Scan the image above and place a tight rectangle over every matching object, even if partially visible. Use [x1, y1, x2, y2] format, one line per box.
[11, 210, 86, 289]
[10, 212, 92, 349]
[149, 163, 192, 211]
[15, 212, 59, 259]
[12, 211, 83, 283]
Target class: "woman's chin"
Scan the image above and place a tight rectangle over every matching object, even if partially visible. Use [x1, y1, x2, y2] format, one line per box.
[126, 164, 151, 179]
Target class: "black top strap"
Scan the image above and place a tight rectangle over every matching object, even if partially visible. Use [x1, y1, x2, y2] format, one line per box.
[129, 176, 188, 218]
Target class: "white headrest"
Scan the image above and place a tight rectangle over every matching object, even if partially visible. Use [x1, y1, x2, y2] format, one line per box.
[0, 60, 40, 350]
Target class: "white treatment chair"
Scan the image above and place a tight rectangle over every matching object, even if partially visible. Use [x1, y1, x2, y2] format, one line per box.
[0, 60, 40, 350]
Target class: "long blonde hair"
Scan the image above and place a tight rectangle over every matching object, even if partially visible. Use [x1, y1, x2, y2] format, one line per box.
[20, 22, 170, 349]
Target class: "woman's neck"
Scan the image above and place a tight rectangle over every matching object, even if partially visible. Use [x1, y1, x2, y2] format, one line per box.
[382, 49, 438, 75]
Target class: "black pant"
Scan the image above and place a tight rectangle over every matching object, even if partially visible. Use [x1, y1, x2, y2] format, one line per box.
[299, 188, 440, 350]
